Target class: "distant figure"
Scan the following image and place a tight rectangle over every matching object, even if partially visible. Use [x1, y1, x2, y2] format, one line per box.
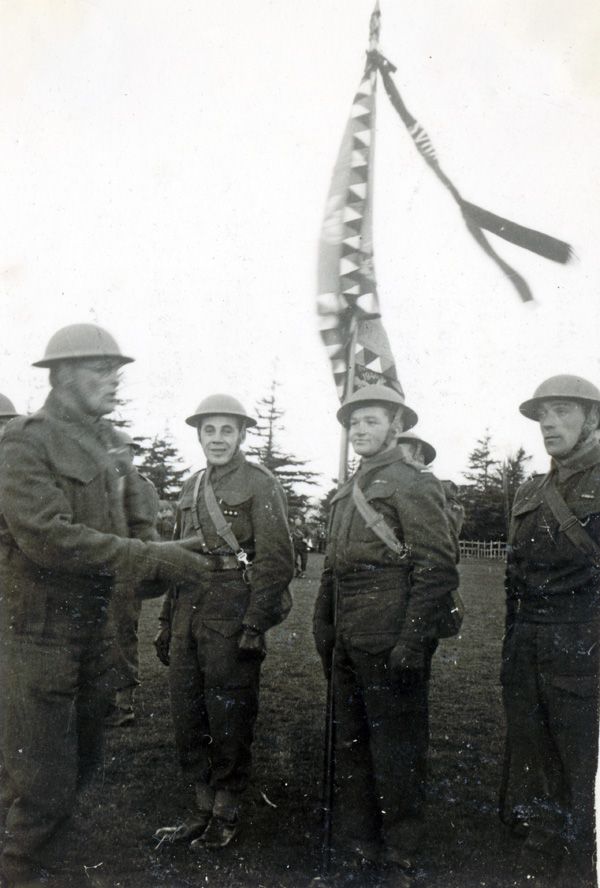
[502, 375, 600, 887]
[157, 499, 176, 539]
[292, 516, 309, 577]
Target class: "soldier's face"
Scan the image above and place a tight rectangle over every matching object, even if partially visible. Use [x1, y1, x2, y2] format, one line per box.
[198, 414, 245, 466]
[536, 399, 586, 457]
[0, 418, 13, 441]
[349, 405, 393, 457]
[57, 359, 121, 417]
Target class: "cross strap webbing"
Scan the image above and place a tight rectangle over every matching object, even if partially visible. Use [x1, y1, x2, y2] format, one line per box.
[203, 466, 251, 567]
[542, 474, 600, 568]
[351, 478, 409, 559]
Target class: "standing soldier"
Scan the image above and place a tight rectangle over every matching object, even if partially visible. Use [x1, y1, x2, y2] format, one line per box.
[0, 395, 19, 440]
[105, 430, 161, 728]
[312, 385, 459, 888]
[292, 516, 309, 577]
[154, 394, 294, 850]
[502, 375, 600, 887]
[0, 324, 210, 888]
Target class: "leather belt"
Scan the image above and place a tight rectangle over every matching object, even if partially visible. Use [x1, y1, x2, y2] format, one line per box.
[208, 553, 243, 571]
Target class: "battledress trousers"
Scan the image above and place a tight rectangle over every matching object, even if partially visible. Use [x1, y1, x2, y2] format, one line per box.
[313, 448, 458, 866]
[502, 440, 600, 885]
[160, 451, 294, 823]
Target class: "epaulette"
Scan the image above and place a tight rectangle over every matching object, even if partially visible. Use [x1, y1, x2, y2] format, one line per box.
[3, 413, 41, 434]
[397, 456, 426, 473]
[245, 459, 277, 481]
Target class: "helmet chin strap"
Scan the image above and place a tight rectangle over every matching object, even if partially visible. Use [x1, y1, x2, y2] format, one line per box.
[380, 407, 405, 452]
[572, 405, 600, 453]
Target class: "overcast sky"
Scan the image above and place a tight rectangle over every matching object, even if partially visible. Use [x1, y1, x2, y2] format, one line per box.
[2, 0, 600, 497]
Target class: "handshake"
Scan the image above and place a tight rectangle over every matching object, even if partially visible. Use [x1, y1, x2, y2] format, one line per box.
[132, 537, 213, 598]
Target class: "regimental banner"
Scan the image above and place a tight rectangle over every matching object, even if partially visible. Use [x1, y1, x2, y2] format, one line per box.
[317, 3, 404, 400]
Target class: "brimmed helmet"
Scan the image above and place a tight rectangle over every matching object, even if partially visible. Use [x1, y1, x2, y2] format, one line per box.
[519, 375, 600, 422]
[185, 394, 257, 428]
[396, 430, 436, 465]
[336, 384, 418, 430]
[33, 324, 134, 368]
[0, 394, 18, 418]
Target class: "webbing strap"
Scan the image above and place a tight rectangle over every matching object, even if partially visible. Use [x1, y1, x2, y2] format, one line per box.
[203, 466, 252, 567]
[191, 471, 208, 549]
[351, 479, 409, 559]
[542, 474, 600, 568]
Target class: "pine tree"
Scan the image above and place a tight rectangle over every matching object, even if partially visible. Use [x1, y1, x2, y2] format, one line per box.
[134, 433, 189, 500]
[245, 380, 319, 518]
[460, 435, 532, 541]
[463, 432, 499, 490]
[495, 447, 533, 528]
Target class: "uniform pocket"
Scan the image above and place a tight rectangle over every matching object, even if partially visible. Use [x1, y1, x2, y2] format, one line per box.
[539, 621, 599, 677]
[202, 618, 241, 638]
[349, 632, 398, 655]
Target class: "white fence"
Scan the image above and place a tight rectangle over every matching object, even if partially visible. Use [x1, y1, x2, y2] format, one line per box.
[459, 540, 507, 560]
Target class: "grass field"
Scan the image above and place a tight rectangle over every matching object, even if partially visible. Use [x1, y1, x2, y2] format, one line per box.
[52, 556, 526, 888]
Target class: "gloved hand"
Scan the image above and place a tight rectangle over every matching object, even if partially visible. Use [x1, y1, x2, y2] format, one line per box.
[388, 644, 425, 689]
[238, 626, 267, 661]
[143, 541, 211, 585]
[153, 625, 171, 666]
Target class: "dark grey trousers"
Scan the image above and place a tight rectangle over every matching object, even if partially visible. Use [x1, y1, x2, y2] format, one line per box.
[0, 632, 115, 883]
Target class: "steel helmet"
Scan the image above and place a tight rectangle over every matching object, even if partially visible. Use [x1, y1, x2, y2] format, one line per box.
[112, 429, 137, 448]
[336, 384, 418, 430]
[0, 394, 18, 418]
[519, 375, 600, 422]
[396, 430, 436, 465]
[185, 393, 257, 428]
[32, 324, 134, 368]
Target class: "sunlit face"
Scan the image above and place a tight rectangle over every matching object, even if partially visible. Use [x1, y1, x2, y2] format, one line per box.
[198, 414, 245, 466]
[536, 399, 586, 458]
[57, 359, 122, 417]
[348, 405, 393, 457]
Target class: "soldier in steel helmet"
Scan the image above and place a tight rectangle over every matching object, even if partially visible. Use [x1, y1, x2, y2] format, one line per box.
[312, 384, 459, 888]
[153, 394, 294, 851]
[0, 395, 19, 441]
[0, 324, 211, 888]
[104, 430, 161, 728]
[501, 375, 600, 887]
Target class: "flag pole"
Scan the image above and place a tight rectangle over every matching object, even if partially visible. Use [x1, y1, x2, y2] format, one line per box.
[337, 322, 358, 486]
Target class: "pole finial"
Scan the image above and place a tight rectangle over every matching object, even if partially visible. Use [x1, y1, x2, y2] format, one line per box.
[369, 1, 381, 51]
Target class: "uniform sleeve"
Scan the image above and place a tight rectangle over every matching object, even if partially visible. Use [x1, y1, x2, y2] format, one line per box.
[393, 472, 459, 660]
[0, 432, 148, 578]
[242, 473, 294, 632]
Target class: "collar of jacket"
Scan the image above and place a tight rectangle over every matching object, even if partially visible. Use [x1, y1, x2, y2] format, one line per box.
[44, 388, 105, 429]
[41, 389, 117, 464]
[551, 438, 600, 483]
[206, 448, 246, 484]
[331, 445, 406, 504]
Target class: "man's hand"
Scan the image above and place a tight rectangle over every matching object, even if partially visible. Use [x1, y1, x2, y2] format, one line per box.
[153, 625, 171, 666]
[144, 541, 211, 585]
[238, 626, 267, 661]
